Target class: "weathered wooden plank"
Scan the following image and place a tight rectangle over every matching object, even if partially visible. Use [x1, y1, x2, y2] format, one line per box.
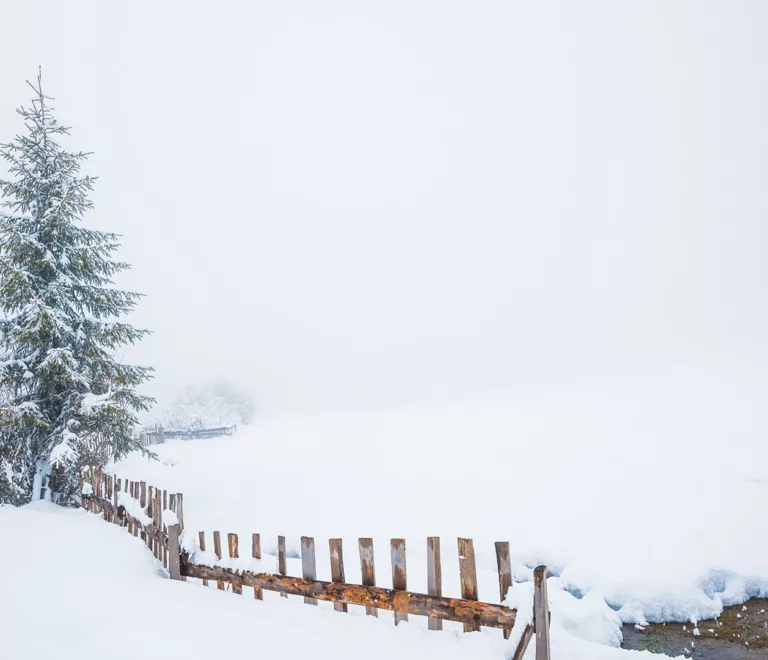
[301, 537, 318, 605]
[252, 534, 262, 600]
[228, 533, 242, 594]
[109, 476, 116, 523]
[278, 535, 288, 598]
[139, 482, 146, 541]
[146, 486, 154, 551]
[213, 531, 225, 590]
[150, 487, 157, 556]
[359, 538, 378, 617]
[115, 478, 122, 526]
[533, 566, 551, 660]
[495, 541, 513, 639]
[198, 531, 209, 586]
[181, 563, 517, 629]
[167, 524, 181, 580]
[390, 539, 408, 624]
[162, 490, 169, 567]
[427, 536, 443, 631]
[512, 625, 535, 660]
[154, 490, 162, 560]
[176, 493, 184, 532]
[125, 481, 132, 534]
[176, 494, 185, 580]
[458, 537, 480, 632]
[132, 484, 139, 537]
[329, 539, 347, 613]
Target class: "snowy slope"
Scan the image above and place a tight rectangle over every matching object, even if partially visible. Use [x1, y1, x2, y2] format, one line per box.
[1, 502, 672, 660]
[113, 387, 768, 653]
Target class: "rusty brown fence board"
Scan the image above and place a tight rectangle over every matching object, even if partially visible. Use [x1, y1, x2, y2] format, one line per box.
[427, 536, 443, 631]
[534, 566, 551, 660]
[458, 537, 480, 632]
[390, 539, 408, 625]
[301, 537, 318, 605]
[252, 534, 263, 600]
[213, 531, 225, 590]
[329, 539, 348, 613]
[228, 533, 242, 594]
[495, 541, 513, 639]
[180, 563, 517, 629]
[358, 538, 378, 617]
[198, 532, 209, 586]
[278, 535, 288, 598]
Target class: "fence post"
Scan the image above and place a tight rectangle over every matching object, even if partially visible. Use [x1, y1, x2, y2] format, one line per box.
[198, 532, 209, 587]
[391, 539, 408, 625]
[301, 537, 317, 605]
[228, 533, 242, 594]
[125, 481, 132, 534]
[176, 493, 184, 533]
[358, 538, 377, 617]
[427, 537, 442, 631]
[162, 490, 168, 568]
[113, 478, 121, 526]
[213, 531, 225, 590]
[153, 489, 162, 559]
[252, 534, 262, 600]
[534, 566, 551, 660]
[106, 475, 113, 522]
[278, 535, 288, 598]
[139, 482, 147, 542]
[458, 538, 480, 632]
[329, 539, 347, 613]
[167, 523, 181, 580]
[495, 541, 513, 639]
[146, 486, 154, 551]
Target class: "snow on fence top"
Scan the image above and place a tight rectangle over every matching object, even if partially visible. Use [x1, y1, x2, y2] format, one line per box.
[78, 467, 551, 660]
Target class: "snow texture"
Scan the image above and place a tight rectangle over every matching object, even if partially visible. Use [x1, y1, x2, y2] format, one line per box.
[0, 501, 676, 659]
[162, 508, 178, 527]
[114, 391, 768, 653]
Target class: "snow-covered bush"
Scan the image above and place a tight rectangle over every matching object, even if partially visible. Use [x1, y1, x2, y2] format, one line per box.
[156, 382, 254, 431]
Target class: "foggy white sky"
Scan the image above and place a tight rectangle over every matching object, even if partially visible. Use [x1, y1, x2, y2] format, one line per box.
[1, 1, 766, 414]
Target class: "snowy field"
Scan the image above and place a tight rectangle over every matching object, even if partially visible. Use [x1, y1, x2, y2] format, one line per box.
[112, 385, 768, 656]
[2, 501, 670, 660]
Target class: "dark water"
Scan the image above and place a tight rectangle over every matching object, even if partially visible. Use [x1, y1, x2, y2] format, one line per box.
[621, 599, 768, 658]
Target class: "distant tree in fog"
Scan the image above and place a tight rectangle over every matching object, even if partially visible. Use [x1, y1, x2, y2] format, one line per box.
[157, 382, 254, 431]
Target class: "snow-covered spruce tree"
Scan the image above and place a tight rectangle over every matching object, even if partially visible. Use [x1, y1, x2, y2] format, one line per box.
[0, 72, 153, 505]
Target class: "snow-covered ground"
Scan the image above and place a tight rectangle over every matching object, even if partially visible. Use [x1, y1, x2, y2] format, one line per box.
[2, 501, 669, 659]
[112, 385, 768, 656]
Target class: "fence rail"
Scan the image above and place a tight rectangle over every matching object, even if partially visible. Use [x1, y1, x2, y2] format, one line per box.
[164, 426, 237, 440]
[138, 426, 165, 448]
[79, 468, 551, 660]
[136, 425, 237, 448]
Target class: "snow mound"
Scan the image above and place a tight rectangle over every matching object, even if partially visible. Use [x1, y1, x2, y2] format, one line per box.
[0, 502, 676, 659]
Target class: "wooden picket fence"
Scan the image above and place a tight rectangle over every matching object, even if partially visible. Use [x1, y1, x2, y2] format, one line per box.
[164, 425, 237, 440]
[80, 468, 551, 660]
[138, 425, 165, 448]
